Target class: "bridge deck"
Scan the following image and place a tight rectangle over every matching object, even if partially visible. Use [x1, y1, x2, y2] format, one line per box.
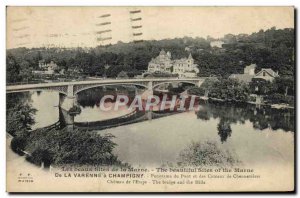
[6, 78, 206, 93]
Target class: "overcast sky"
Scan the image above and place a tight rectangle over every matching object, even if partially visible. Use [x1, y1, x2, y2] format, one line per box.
[6, 7, 294, 49]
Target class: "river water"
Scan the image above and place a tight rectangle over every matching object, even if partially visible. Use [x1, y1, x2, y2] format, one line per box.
[11, 88, 294, 168]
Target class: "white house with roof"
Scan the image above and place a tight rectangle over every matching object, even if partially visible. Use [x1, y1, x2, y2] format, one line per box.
[147, 50, 199, 77]
[253, 68, 279, 82]
[229, 64, 257, 83]
[210, 40, 225, 48]
[147, 50, 172, 73]
[34, 60, 59, 75]
[229, 64, 279, 83]
[172, 53, 199, 77]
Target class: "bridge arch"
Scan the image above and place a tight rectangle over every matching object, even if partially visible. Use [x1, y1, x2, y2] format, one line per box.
[35, 88, 68, 96]
[74, 82, 148, 95]
[152, 81, 199, 90]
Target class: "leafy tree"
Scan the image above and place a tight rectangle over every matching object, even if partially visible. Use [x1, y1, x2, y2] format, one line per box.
[273, 77, 294, 96]
[25, 127, 125, 166]
[249, 78, 276, 95]
[6, 102, 36, 136]
[7, 53, 21, 83]
[209, 78, 250, 102]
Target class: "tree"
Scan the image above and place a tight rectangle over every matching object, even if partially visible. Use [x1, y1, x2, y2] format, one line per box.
[28, 148, 53, 167]
[6, 53, 21, 83]
[249, 78, 275, 95]
[19, 60, 32, 82]
[6, 27, 294, 80]
[25, 127, 124, 166]
[273, 77, 294, 96]
[6, 102, 36, 136]
[209, 78, 250, 102]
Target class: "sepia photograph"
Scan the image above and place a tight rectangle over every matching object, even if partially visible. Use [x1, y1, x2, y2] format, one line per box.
[5, 6, 295, 192]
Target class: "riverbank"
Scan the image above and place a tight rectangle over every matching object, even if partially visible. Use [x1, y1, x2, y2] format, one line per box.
[197, 95, 294, 110]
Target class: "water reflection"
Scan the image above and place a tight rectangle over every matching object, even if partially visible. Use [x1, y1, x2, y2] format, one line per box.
[7, 89, 295, 167]
[77, 86, 136, 108]
[196, 101, 294, 144]
[217, 119, 232, 143]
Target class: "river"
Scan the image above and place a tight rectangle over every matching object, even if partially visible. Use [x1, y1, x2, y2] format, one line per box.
[8, 88, 294, 168]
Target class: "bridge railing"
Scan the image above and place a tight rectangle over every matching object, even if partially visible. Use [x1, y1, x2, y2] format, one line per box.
[7, 77, 206, 87]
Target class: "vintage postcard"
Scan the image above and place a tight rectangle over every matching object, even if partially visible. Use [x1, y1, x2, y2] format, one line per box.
[6, 6, 295, 192]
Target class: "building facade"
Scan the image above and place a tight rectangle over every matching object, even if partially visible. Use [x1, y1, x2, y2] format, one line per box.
[253, 68, 279, 82]
[229, 64, 279, 83]
[210, 40, 225, 48]
[147, 50, 199, 77]
[34, 60, 59, 75]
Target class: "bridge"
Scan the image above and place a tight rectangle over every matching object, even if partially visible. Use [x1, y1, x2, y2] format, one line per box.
[6, 78, 206, 113]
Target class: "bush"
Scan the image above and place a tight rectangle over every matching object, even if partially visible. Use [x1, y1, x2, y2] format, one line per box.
[177, 140, 240, 167]
[188, 87, 205, 96]
[265, 93, 295, 106]
[11, 137, 26, 156]
[25, 127, 125, 166]
[26, 148, 53, 167]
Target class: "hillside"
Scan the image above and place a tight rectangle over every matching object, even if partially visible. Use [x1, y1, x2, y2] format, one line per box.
[7, 27, 294, 82]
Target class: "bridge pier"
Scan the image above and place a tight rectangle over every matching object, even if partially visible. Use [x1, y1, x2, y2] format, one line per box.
[59, 107, 74, 126]
[146, 111, 152, 120]
[148, 81, 153, 91]
[197, 80, 203, 87]
[59, 85, 76, 112]
[140, 81, 154, 100]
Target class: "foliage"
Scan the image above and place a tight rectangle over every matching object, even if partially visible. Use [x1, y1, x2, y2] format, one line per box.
[273, 77, 294, 96]
[7, 53, 22, 83]
[26, 148, 53, 167]
[188, 78, 218, 96]
[264, 93, 294, 106]
[7, 28, 294, 81]
[248, 76, 295, 106]
[25, 127, 125, 166]
[6, 101, 36, 136]
[249, 78, 276, 95]
[10, 136, 27, 155]
[208, 78, 250, 102]
[177, 140, 240, 167]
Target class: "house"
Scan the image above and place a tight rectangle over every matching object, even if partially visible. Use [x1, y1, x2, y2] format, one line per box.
[210, 40, 225, 48]
[34, 60, 59, 75]
[147, 50, 173, 73]
[253, 68, 279, 82]
[244, 64, 256, 75]
[229, 64, 257, 83]
[117, 71, 129, 79]
[147, 50, 199, 78]
[38, 60, 46, 68]
[172, 53, 199, 77]
[46, 61, 58, 71]
[229, 64, 279, 83]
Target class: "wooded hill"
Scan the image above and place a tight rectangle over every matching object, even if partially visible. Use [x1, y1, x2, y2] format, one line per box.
[7, 27, 294, 82]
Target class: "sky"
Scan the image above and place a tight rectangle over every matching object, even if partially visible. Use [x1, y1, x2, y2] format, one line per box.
[6, 6, 294, 49]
